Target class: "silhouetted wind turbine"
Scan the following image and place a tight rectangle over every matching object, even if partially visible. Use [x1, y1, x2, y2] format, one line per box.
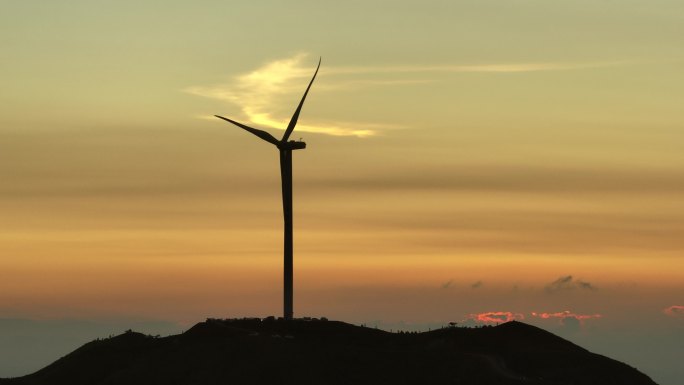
[215, 58, 320, 321]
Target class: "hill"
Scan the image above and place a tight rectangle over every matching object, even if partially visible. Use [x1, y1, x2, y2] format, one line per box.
[0, 318, 657, 385]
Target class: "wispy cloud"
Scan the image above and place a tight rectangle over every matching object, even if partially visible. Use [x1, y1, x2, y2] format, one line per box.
[545, 275, 597, 293]
[186, 54, 614, 137]
[531, 310, 602, 322]
[325, 61, 616, 75]
[531, 310, 602, 332]
[663, 305, 684, 318]
[531, 310, 602, 333]
[466, 311, 524, 324]
[186, 54, 390, 137]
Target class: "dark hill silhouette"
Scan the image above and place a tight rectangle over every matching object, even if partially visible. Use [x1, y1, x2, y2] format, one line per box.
[0, 319, 656, 385]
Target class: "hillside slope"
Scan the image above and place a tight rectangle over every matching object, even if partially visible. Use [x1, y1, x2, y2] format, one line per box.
[0, 319, 657, 385]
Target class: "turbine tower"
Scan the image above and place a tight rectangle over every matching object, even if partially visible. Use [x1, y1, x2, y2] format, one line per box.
[215, 58, 320, 321]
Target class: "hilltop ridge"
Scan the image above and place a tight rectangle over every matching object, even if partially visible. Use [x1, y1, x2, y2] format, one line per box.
[0, 318, 657, 385]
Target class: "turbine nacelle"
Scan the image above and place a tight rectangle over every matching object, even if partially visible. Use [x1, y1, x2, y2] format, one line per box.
[279, 140, 306, 151]
[213, 114, 307, 150]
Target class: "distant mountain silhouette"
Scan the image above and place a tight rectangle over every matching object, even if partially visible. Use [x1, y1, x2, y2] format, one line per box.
[0, 318, 656, 385]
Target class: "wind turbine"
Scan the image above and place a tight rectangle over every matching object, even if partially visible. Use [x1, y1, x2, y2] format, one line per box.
[215, 58, 320, 321]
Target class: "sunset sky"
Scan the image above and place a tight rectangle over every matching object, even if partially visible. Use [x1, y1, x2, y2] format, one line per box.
[1, 1, 683, 383]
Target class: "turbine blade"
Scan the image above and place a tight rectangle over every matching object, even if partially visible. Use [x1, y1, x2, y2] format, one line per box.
[281, 57, 321, 142]
[214, 115, 280, 146]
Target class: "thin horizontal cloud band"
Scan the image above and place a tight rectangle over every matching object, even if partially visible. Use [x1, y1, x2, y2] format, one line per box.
[5, 164, 683, 197]
[323, 61, 623, 75]
[187, 54, 621, 137]
[303, 167, 684, 193]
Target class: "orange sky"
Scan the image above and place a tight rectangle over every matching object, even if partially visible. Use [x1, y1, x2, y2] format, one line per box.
[1, 2, 683, 382]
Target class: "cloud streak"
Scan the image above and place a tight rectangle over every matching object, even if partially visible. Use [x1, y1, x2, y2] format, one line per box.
[663, 305, 684, 318]
[466, 311, 524, 324]
[186, 54, 389, 138]
[531, 310, 602, 322]
[303, 165, 684, 194]
[187, 54, 616, 137]
[325, 61, 617, 75]
[531, 310, 602, 332]
[545, 275, 597, 293]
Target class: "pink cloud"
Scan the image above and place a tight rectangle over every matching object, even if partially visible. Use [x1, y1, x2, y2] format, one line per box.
[663, 305, 684, 317]
[531, 310, 602, 324]
[467, 311, 524, 324]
